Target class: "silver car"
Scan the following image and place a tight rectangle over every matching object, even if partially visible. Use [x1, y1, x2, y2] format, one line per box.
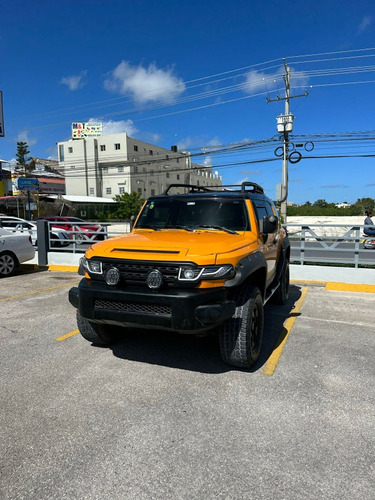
[0, 227, 35, 277]
[0, 215, 70, 248]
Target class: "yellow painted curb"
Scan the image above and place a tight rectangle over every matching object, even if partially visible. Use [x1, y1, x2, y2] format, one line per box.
[291, 279, 375, 293]
[47, 265, 79, 273]
[325, 282, 375, 293]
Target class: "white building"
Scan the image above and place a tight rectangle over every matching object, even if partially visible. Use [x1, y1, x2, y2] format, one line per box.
[57, 133, 222, 199]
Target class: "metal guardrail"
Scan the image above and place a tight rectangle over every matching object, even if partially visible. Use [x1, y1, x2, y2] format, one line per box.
[36, 221, 131, 266]
[286, 224, 375, 268]
[36, 221, 375, 269]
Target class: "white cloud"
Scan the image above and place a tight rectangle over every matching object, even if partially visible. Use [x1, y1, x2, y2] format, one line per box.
[243, 67, 309, 94]
[104, 61, 185, 103]
[177, 136, 221, 152]
[357, 15, 373, 34]
[17, 130, 36, 147]
[60, 71, 87, 91]
[88, 118, 139, 136]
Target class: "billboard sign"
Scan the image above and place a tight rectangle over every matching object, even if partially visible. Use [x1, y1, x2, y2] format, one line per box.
[16, 177, 40, 191]
[0, 91, 4, 137]
[72, 122, 102, 138]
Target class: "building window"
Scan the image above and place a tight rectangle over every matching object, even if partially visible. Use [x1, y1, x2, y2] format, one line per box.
[134, 166, 138, 173]
[59, 145, 64, 161]
[119, 187, 125, 194]
[68, 147, 73, 153]
[176, 158, 179, 163]
[118, 166, 124, 173]
[89, 188, 94, 194]
[115, 143, 120, 150]
[134, 145, 138, 152]
[100, 145, 106, 151]
[149, 149, 153, 155]
[106, 187, 112, 195]
[177, 174, 180, 180]
[102, 166, 108, 173]
[166, 154, 169, 160]
[150, 170, 154, 176]
[166, 172, 170, 179]
[151, 189, 156, 196]
[137, 188, 142, 195]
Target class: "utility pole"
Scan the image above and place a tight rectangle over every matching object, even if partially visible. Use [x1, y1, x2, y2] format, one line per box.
[267, 59, 308, 223]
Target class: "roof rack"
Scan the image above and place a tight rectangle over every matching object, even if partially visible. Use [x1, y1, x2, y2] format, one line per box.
[240, 182, 264, 194]
[162, 182, 265, 196]
[163, 184, 212, 195]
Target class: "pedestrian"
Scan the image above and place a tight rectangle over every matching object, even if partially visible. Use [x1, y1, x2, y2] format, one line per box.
[364, 210, 375, 236]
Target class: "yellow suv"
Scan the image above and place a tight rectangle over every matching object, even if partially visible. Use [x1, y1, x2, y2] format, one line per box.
[69, 182, 290, 368]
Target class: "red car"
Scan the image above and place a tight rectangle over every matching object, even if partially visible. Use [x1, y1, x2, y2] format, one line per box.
[34, 216, 106, 244]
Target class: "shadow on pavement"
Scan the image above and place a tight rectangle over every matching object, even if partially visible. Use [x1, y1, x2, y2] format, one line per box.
[107, 285, 303, 374]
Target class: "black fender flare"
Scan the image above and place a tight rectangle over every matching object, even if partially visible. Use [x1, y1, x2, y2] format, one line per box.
[274, 237, 290, 283]
[225, 251, 267, 290]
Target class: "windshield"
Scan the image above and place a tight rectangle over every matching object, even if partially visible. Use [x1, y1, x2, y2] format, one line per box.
[135, 198, 250, 232]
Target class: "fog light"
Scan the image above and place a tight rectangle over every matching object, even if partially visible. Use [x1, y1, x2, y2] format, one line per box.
[105, 267, 121, 286]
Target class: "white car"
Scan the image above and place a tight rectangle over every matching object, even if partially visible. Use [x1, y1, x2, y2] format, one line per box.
[0, 215, 70, 248]
[0, 227, 35, 277]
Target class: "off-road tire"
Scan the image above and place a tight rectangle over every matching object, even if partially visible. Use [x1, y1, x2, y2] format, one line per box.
[272, 260, 290, 305]
[0, 252, 18, 277]
[219, 285, 264, 368]
[76, 312, 118, 345]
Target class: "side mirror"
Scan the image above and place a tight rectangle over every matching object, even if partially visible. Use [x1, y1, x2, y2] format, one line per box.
[262, 215, 278, 234]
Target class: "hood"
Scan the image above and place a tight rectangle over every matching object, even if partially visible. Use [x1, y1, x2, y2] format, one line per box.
[86, 229, 256, 263]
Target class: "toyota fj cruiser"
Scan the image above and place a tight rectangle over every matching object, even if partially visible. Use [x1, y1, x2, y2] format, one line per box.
[69, 182, 290, 368]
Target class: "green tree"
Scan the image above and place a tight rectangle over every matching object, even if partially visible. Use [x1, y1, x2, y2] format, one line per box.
[113, 191, 145, 220]
[15, 141, 31, 174]
[353, 197, 375, 215]
[313, 199, 330, 208]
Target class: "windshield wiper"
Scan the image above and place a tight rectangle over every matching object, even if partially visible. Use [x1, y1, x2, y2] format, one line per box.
[136, 225, 160, 231]
[196, 225, 238, 235]
[164, 225, 194, 232]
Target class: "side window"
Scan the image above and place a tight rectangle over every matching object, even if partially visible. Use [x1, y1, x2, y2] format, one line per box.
[254, 199, 278, 233]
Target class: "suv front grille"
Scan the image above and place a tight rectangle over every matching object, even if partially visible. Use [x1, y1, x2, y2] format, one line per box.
[94, 298, 171, 316]
[101, 260, 180, 286]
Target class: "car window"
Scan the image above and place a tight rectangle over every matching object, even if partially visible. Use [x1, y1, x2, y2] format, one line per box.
[253, 200, 277, 233]
[136, 198, 250, 231]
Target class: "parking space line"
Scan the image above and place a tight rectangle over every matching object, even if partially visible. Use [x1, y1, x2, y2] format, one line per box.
[0, 282, 79, 302]
[56, 329, 79, 341]
[263, 286, 309, 376]
[0, 281, 79, 302]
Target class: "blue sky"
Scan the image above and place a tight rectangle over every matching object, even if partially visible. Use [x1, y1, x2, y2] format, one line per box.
[1, 0, 375, 204]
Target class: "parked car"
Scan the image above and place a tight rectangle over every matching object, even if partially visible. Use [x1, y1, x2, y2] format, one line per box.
[0, 227, 35, 277]
[34, 216, 106, 244]
[0, 215, 70, 248]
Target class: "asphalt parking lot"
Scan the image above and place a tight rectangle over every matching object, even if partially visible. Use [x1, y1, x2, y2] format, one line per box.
[0, 268, 374, 500]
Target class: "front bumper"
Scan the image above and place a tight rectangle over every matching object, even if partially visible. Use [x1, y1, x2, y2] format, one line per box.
[69, 278, 235, 334]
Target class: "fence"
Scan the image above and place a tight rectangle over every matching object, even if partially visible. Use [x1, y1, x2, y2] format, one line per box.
[36, 221, 375, 269]
[286, 223, 375, 268]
